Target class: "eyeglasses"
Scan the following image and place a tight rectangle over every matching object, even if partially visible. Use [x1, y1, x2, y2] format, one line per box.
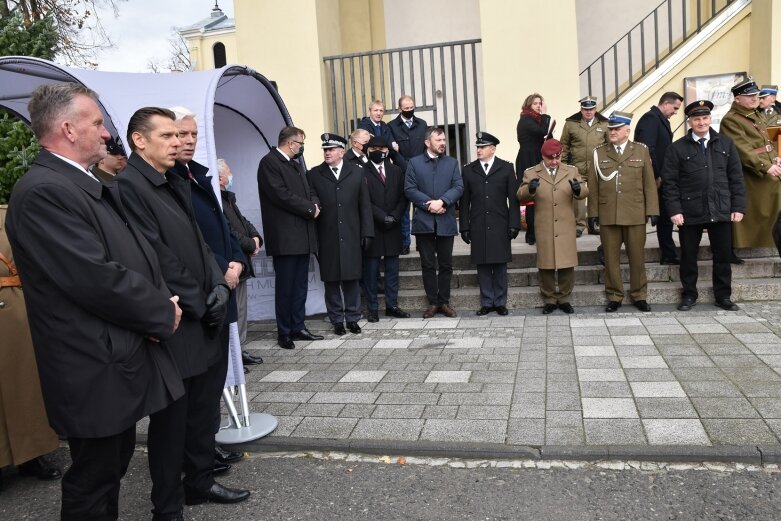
[290, 140, 305, 146]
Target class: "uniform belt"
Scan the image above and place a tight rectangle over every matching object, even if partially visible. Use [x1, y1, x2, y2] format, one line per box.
[0, 275, 20, 287]
[753, 144, 774, 153]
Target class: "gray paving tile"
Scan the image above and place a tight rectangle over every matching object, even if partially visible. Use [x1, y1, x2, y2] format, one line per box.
[506, 419, 545, 445]
[579, 381, 633, 398]
[546, 426, 585, 445]
[339, 370, 387, 383]
[620, 355, 668, 369]
[290, 417, 358, 438]
[671, 367, 727, 381]
[420, 419, 507, 443]
[624, 368, 677, 382]
[690, 397, 760, 419]
[630, 381, 686, 398]
[577, 368, 626, 382]
[439, 392, 512, 406]
[702, 419, 778, 444]
[576, 356, 622, 369]
[735, 381, 781, 398]
[371, 404, 425, 419]
[375, 393, 439, 405]
[584, 419, 646, 444]
[546, 392, 581, 411]
[457, 405, 511, 419]
[292, 403, 344, 417]
[309, 392, 379, 404]
[748, 398, 781, 419]
[338, 404, 377, 418]
[664, 356, 716, 368]
[260, 370, 308, 382]
[350, 419, 424, 441]
[253, 391, 315, 403]
[635, 398, 698, 419]
[643, 419, 710, 445]
[680, 381, 744, 397]
[421, 405, 459, 419]
[425, 370, 471, 383]
[582, 398, 638, 419]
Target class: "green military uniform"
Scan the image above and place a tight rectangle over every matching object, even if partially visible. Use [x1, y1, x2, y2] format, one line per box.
[560, 111, 609, 233]
[91, 165, 116, 184]
[719, 101, 780, 248]
[759, 106, 781, 128]
[588, 140, 659, 304]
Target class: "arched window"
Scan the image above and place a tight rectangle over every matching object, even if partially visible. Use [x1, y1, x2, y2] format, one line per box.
[213, 42, 226, 68]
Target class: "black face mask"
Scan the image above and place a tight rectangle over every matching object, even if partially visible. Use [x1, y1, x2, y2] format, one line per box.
[401, 109, 415, 119]
[354, 142, 365, 153]
[292, 145, 304, 160]
[368, 150, 387, 163]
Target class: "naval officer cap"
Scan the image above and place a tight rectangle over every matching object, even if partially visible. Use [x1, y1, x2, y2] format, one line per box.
[320, 133, 347, 149]
[731, 77, 760, 96]
[684, 100, 714, 118]
[759, 85, 778, 98]
[105, 137, 126, 157]
[579, 96, 598, 109]
[607, 111, 633, 128]
[475, 131, 500, 147]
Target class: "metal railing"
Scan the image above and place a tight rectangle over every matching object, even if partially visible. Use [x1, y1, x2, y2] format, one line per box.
[323, 39, 482, 166]
[581, 0, 739, 109]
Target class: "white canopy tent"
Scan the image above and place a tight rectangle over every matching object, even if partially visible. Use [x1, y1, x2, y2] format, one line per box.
[0, 56, 326, 320]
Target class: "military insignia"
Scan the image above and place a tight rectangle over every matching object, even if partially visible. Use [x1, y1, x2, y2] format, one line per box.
[600, 160, 610, 163]
[596, 128, 604, 132]
[323, 133, 330, 141]
[477, 132, 483, 139]
[699, 101, 705, 106]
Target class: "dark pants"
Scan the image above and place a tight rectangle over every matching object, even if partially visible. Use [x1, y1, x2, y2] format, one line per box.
[525, 205, 535, 243]
[61, 426, 136, 521]
[363, 255, 400, 311]
[657, 186, 678, 261]
[401, 203, 411, 248]
[416, 234, 454, 306]
[538, 267, 575, 304]
[476, 263, 508, 307]
[324, 279, 362, 324]
[679, 221, 732, 301]
[272, 254, 310, 336]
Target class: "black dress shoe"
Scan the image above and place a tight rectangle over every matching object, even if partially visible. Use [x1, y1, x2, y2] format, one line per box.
[385, 306, 411, 318]
[495, 305, 509, 316]
[659, 258, 680, 265]
[333, 323, 346, 335]
[476, 306, 494, 316]
[215, 446, 243, 464]
[213, 461, 231, 476]
[715, 299, 739, 311]
[277, 336, 295, 350]
[17, 456, 61, 481]
[152, 511, 184, 521]
[605, 301, 621, 312]
[367, 310, 379, 322]
[677, 298, 696, 311]
[241, 350, 263, 365]
[558, 303, 574, 314]
[291, 329, 324, 341]
[542, 303, 557, 314]
[576, 229, 583, 238]
[634, 300, 651, 312]
[346, 321, 362, 334]
[184, 482, 250, 505]
[401, 245, 410, 255]
[730, 253, 745, 265]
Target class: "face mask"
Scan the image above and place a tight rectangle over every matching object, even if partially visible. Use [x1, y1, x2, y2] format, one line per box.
[368, 150, 387, 163]
[226, 175, 233, 191]
[401, 109, 414, 119]
[293, 145, 304, 160]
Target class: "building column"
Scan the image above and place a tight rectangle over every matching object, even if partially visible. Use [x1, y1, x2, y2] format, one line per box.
[749, 0, 781, 84]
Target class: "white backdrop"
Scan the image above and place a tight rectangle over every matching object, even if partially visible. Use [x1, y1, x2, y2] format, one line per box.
[0, 56, 326, 320]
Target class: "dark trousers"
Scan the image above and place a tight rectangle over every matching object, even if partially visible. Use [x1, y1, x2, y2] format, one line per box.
[401, 203, 411, 248]
[416, 234, 454, 306]
[61, 426, 135, 521]
[324, 279, 362, 324]
[363, 255, 400, 310]
[657, 186, 678, 261]
[147, 368, 216, 516]
[476, 263, 508, 307]
[679, 221, 732, 301]
[525, 205, 535, 243]
[272, 254, 310, 336]
[538, 267, 575, 304]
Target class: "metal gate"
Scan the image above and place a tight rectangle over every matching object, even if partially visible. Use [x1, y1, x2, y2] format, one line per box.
[323, 39, 482, 166]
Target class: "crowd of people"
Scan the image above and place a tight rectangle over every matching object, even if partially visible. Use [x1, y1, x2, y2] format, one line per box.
[1, 75, 780, 520]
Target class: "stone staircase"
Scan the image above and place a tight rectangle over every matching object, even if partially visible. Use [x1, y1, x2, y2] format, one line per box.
[377, 229, 781, 311]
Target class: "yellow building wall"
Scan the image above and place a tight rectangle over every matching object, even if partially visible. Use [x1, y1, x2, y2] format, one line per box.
[187, 32, 238, 70]
[750, 0, 781, 85]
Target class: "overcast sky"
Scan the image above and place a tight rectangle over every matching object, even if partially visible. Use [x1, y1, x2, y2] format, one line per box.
[93, 0, 234, 72]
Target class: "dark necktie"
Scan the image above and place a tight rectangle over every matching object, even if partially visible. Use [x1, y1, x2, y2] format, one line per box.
[375, 123, 381, 135]
[483, 162, 489, 173]
[185, 165, 194, 180]
[378, 164, 386, 184]
[698, 137, 707, 156]
[332, 166, 338, 179]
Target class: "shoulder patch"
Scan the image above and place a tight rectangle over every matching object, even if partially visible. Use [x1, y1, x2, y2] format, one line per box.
[595, 143, 610, 149]
[633, 141, 648, 149]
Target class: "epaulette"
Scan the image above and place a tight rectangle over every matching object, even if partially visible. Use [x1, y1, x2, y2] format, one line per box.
[524, 165, 537, 172]
[632, 141, 648, 149]
[595, 143, 610, 149]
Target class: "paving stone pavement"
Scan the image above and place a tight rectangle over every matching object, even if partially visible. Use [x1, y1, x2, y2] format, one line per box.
[155, 302, 781, 453]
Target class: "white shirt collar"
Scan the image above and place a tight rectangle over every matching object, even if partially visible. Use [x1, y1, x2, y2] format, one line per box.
[276, 147, 291, 161]
[50, 152, 100, 182]
[481, 156, 495, 172]
[692, 133, 710, 146]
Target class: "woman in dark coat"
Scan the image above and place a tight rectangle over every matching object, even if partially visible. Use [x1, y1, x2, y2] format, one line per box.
[515, 93, 554, 245]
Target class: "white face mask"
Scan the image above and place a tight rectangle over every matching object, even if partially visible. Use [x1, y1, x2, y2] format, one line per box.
[225, 175, 233, 190]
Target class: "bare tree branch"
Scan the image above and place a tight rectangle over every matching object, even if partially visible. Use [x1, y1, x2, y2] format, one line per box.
[147, 30, 191, 73]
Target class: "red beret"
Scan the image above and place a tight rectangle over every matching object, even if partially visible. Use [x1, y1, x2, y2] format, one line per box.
[540, 139, 562, 158]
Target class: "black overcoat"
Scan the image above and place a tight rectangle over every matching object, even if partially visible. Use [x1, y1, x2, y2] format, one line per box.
[257, 148, 319, 257]
[460, 157, 521, 264]
[6, 150, 183, 438]
[363, 159, 406, 257]
[221, 189, 262, 279]
[117, 154, 226, 374]
[634, 105, 673, 178]
[515, 113, 551, 176]
[388, 115, 428, 161]
[307, 161, 374, 281]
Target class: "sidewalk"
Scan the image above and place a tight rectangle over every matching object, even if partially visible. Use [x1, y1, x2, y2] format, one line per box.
[207, 301, 781, 464]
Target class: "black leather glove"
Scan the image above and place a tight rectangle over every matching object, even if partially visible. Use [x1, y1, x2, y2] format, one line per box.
[568, 178, 581, 196]
[509, 228, 520, 239]
[648, 215, 659, 227]
[383, 215, 397, 230]
[361, 237, 372, 252]
[202, 285, 229, 329]
[460, 231, 471, 244]
[588, 217, 599, 230]
[527, 178, 540, 195]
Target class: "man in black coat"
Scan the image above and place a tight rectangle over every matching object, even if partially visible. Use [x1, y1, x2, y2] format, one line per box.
[388, 95, 427, 254]
[7, 83, 183, 521]
[460, 132, 521, 316]
[661, 100, 746, 312]
[308, 133, 374, 335]
[344, 128, 370, 167]
[117, 107, 248, 518]
[257, 126, 324, 350]
[358, 99, 407, 171]
[361, 136, 411, 322]
[634, 91, 683, 265]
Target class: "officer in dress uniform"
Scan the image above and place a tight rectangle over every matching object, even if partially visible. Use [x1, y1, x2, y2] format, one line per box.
[587, 111, 659, 312]
[759, 85, 781, 127]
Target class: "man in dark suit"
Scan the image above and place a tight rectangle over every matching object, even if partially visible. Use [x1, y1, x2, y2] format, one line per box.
[361, 136, 411, 322]
[308, 134, 374, 334]
[6, 83, 184, 521]
[344, 128, 370, 167]
[358, 99, 407, 171]
[117, 107, 248, 519]
[257, 126, 324, 349]
[405, 127, 464, 318]
[633, 91, 683, 265]
[460, 132, 521, 316]
[388, 95, 428, 255]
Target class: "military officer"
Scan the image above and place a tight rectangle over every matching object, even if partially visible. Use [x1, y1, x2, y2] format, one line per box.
[560, 95, 609, 236]
[720, 78, 781, 251]
[588, 111, 659, 312]
[460, 131, 521, 316]
[759, 85, 781, 127]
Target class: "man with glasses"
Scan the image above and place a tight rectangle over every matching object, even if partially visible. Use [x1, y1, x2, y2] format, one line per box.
[257, 126, 324, 350]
